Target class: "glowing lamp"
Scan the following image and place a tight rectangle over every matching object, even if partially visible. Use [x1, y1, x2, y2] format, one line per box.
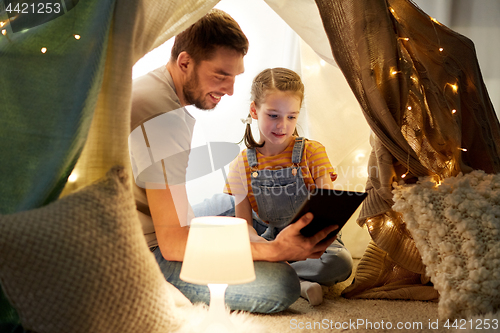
[180, 216, 255, 332]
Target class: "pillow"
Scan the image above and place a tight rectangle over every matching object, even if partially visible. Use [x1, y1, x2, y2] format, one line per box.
[0, 166, 191, 333]
[393, 170, 500, 320]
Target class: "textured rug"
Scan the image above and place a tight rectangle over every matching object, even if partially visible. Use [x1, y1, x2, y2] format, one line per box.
[191, 258, 500, 333]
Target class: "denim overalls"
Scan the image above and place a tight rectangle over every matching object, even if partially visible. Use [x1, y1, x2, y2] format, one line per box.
[247, 137, 309, 241]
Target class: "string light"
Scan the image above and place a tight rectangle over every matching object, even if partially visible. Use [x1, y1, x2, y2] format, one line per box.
[445, 83, 458, 94]
[431, 175, 443, 186]
[430, 17, 440, 24]
[452, 109, 457, 114]
[1, 29, 6, 36]
[0, 21, 5, 27]
[407, 106, 412, 111]
[439, 47, 444, 52]
[398, 37, 410, 41]
[458, 148, 467, 152]
[386, 220, 394, 227]
[401, 172, 408, 178]
[74, 34, 81, 40]
[41, 47, 47, 54]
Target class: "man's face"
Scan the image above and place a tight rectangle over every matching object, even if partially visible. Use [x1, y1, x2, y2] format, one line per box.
[183, 47, 245, 110]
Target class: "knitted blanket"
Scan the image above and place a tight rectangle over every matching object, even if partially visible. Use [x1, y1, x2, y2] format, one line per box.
[393, 170, 500, 320]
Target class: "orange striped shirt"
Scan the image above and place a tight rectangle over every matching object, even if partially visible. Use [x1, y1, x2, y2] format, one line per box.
[224, 139, 335, 216]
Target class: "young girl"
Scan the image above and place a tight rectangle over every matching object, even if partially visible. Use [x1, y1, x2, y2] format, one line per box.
[224, 68, 353, 305]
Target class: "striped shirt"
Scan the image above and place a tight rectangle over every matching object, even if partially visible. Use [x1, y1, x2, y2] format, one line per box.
[224, 139, 336, 216]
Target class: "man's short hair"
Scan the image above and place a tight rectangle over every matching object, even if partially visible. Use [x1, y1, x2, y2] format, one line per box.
[170, 8, 249, 63]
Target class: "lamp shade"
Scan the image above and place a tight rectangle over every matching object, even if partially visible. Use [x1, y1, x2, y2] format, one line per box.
[180, 216, 256, 285]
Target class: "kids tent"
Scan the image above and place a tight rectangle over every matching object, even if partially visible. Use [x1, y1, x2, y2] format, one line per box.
[1, 0, 499, 330]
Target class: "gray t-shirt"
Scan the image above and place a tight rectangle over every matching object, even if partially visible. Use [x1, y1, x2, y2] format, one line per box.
[128, 66, 196, 247]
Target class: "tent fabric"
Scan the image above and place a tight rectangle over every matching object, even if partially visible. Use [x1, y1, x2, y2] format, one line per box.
[0, 0, 115, 215]
[0, 0, 116, 325]
[61, 0, 220, 196]
[314, 0, 500, 299]
[0, 0, 218, 327]
[1, 0, 500, 324]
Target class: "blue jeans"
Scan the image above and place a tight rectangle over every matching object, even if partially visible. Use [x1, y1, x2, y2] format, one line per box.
[154, 194, 300, 313]
[290, 239, 353, 286]
[154, 248, 299, 313]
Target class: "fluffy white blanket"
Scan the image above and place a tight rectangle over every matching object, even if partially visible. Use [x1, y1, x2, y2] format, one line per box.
[393, 170, 500, 320]
[174, 303, 267, 333]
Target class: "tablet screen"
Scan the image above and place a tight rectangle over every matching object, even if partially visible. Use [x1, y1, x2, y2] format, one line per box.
[289, 189, 368, 238]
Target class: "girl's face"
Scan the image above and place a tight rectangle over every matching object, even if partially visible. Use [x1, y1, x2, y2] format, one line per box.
[250, 90, 301, 153]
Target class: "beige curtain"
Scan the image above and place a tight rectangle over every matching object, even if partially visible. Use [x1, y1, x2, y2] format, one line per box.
[62, 0, 220, 196]
[314, 0, 500, 299]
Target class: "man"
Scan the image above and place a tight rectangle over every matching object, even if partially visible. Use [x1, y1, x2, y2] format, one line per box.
[128, 9, 338, 313]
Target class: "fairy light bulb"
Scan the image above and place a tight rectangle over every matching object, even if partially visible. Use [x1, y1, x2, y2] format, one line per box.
[401, 172, 408, 178]
[407, 106, 412, 111]
[458, 148, 467, 152]
[0, 21, 5, 27]
[74, 34, 81, 40]
[68, 173, 78, 182]
[451, 84, 458, 92]
[439, 47, 444, 52]
[1, 29, 6, 35]
[430, 17, 439, 24]
[41, 47, 47, 53]
[452, 109, 457, 114]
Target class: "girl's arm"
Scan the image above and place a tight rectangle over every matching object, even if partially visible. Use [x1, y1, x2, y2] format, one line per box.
[235, 194, 267, 243]
[314, 172, 335, 189]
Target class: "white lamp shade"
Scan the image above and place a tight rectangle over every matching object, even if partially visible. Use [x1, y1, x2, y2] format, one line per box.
[180, 216, 256, 285]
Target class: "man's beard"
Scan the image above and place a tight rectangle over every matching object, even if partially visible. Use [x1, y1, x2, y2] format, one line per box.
[183, 68, 215, 110]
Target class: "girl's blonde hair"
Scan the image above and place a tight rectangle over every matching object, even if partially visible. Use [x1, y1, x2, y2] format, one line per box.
[242, 68, 304, 148]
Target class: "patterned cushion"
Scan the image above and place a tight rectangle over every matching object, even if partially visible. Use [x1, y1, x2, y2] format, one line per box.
[393, 170, 500, 319]
[0, 166, 189, 333]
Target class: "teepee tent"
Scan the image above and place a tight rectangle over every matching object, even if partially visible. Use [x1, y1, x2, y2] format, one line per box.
[1, 0, 499, 330]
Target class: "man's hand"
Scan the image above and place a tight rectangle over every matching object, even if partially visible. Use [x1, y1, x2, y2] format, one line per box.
[250, 213, 337, 262]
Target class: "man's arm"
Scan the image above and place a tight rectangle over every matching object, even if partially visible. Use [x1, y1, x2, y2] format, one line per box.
[249, 213, 337, 262]
[233, 191, 337, 262]
[148, 184, 336, 263]
[146, 184, 190, 261]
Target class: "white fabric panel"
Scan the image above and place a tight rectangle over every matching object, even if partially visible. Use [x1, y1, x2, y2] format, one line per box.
[299, 39, 372, 257]
[264, 0, 337, 67]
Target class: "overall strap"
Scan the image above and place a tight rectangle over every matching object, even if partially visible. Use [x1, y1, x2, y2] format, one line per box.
[247, 148, 258, 168]
[291, 137, 306, 164]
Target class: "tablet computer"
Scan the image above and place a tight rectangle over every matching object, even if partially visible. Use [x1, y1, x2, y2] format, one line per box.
[289, 189, 367, 239]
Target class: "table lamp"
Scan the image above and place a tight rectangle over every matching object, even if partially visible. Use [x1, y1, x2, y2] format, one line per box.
[180, 216, 256, 332]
